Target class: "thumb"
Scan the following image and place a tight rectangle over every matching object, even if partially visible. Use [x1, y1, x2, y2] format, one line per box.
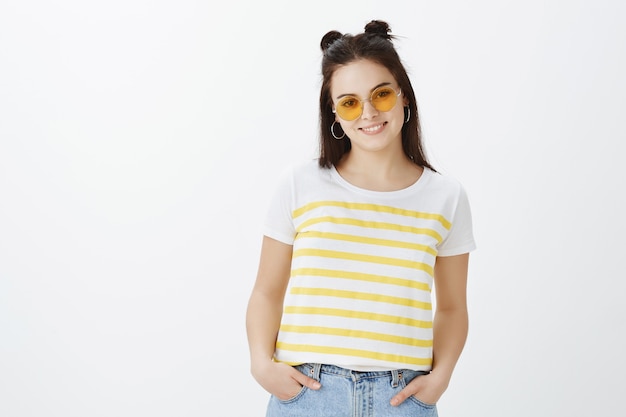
[390, 386, 411, 406]
[293, 372, 322, 390]
[390, 377, 423, 407]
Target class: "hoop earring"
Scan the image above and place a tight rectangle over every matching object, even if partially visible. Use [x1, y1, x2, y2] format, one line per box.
[404, 106, 411, 123]
[331, 121, 345, 140]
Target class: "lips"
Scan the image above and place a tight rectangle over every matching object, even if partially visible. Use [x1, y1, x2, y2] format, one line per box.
[359, 122, 387, 134]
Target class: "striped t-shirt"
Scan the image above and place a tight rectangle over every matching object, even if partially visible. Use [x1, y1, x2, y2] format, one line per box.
[263, 159, 476, 371]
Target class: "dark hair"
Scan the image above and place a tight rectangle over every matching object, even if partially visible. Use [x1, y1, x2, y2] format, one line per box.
[318, 20, 435, 171]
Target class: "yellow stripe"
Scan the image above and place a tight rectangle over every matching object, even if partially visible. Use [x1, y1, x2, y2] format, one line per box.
[295, 231, 438, 256]
[276, 342, 433, 366]
[293, 248, 434, 276]
[279, 325, 432, 347]
[284, 306, 432, 328]
[296, 217, 443, 243]
[292, 268, 431, 292]
[290, 287, 432, 310]
[292, 201, 451, 230]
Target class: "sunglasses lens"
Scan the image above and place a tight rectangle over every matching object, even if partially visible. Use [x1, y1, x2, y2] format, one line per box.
[371, 87, 398, 112]
[334, 87, 399, 120]
[336, 96, 362, 121]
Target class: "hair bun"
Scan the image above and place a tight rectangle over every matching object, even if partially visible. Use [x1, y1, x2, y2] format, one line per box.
[320, 30, 343, 51]
[364, 20, 392, 39]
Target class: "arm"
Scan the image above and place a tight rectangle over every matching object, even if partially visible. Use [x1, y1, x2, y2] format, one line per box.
[391, 253, 470, 406]
[246, 236, 321, 399]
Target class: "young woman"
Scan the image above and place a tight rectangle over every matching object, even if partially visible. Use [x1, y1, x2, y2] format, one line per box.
[246, 20, 476, 417]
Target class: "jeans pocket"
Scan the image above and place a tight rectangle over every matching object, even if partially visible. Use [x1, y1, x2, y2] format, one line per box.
[275, 385, 308, 404]
[399, 369, 437, 408]
[274, 364, 314, 404]
[409, 395, 437, 409]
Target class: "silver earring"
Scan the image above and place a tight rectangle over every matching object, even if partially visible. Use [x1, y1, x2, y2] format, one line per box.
[404, 106, 411, 123]
[331, 121, 345, 140]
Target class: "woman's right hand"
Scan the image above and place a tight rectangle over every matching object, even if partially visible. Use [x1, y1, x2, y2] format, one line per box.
[252, 360, 322, 401]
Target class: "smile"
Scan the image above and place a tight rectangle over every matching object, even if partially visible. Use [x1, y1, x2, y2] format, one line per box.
[360, 122, 387, 133]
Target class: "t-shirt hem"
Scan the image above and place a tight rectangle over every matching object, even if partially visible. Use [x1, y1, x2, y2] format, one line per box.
[437, 242, 477, 257]
[262, 227, 294, 245]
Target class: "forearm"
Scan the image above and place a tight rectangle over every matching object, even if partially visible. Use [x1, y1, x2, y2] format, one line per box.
[246, 289, 284, 368]
[246, 236, 292, 372]
[431, 307, 468, 384]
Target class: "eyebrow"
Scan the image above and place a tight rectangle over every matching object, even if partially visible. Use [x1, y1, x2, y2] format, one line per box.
[335, 82, 393, 100]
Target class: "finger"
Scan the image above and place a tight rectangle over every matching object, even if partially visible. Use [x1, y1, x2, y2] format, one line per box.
[292, 371, 322, 390]
[390, 386, 412, 406]
[390, 380, 422, 407]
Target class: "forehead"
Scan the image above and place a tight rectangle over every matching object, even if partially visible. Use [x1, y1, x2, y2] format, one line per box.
[330, 59, 395, 96]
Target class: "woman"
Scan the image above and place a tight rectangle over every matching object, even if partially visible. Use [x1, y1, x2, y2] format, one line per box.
[246, 20, 476, 416]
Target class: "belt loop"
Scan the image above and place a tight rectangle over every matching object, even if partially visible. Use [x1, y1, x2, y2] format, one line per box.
[391, 369, 400, 388]
[310, 363, 322, 382]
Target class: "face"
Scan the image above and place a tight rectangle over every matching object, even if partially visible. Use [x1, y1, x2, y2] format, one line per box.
[330, 59, 407, 155]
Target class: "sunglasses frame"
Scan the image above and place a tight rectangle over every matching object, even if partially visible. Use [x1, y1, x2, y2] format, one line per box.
[332, 86, 402, 121]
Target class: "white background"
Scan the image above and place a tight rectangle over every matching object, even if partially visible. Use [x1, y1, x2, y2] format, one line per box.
[1, 1, 625, 416]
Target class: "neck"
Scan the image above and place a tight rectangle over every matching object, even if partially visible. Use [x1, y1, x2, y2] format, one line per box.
[343, 150, 404, 176]
[336, 148, 423, 192]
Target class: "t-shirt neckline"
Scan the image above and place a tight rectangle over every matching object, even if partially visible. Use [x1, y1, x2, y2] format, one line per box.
[329, 164, 431, 198]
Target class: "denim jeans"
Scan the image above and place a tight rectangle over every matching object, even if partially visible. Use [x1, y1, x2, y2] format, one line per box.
[266, 363, 438, 417]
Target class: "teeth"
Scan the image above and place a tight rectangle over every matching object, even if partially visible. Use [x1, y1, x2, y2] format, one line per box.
[362, 123, 384, 133]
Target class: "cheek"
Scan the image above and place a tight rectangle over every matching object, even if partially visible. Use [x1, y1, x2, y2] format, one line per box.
[337, 120, 354, 130]
[395, 103, 407, 119]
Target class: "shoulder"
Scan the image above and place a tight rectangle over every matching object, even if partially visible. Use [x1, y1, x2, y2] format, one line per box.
[271, 158, 331, 193]
[293, 158, 328, 174]
[284, 158, 332, 183]
[423, 168, 466, 196]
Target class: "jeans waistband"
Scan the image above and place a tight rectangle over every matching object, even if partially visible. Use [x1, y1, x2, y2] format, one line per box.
[295, 363, 427, 388]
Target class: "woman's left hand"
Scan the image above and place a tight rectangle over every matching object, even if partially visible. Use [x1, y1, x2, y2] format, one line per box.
[390, 372, 449, 407]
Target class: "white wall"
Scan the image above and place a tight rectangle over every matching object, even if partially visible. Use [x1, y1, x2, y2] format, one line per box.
[1, 1, 624, 416]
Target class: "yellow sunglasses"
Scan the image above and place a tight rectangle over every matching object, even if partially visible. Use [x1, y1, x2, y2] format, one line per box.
[332, 86, 402, 121]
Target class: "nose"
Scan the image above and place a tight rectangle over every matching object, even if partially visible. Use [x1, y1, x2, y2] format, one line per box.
[360, 99, 379, 119]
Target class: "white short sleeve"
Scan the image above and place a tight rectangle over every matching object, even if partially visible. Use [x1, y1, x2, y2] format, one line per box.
[436, 185, 476, 257]
[262, 165, 296, 245]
